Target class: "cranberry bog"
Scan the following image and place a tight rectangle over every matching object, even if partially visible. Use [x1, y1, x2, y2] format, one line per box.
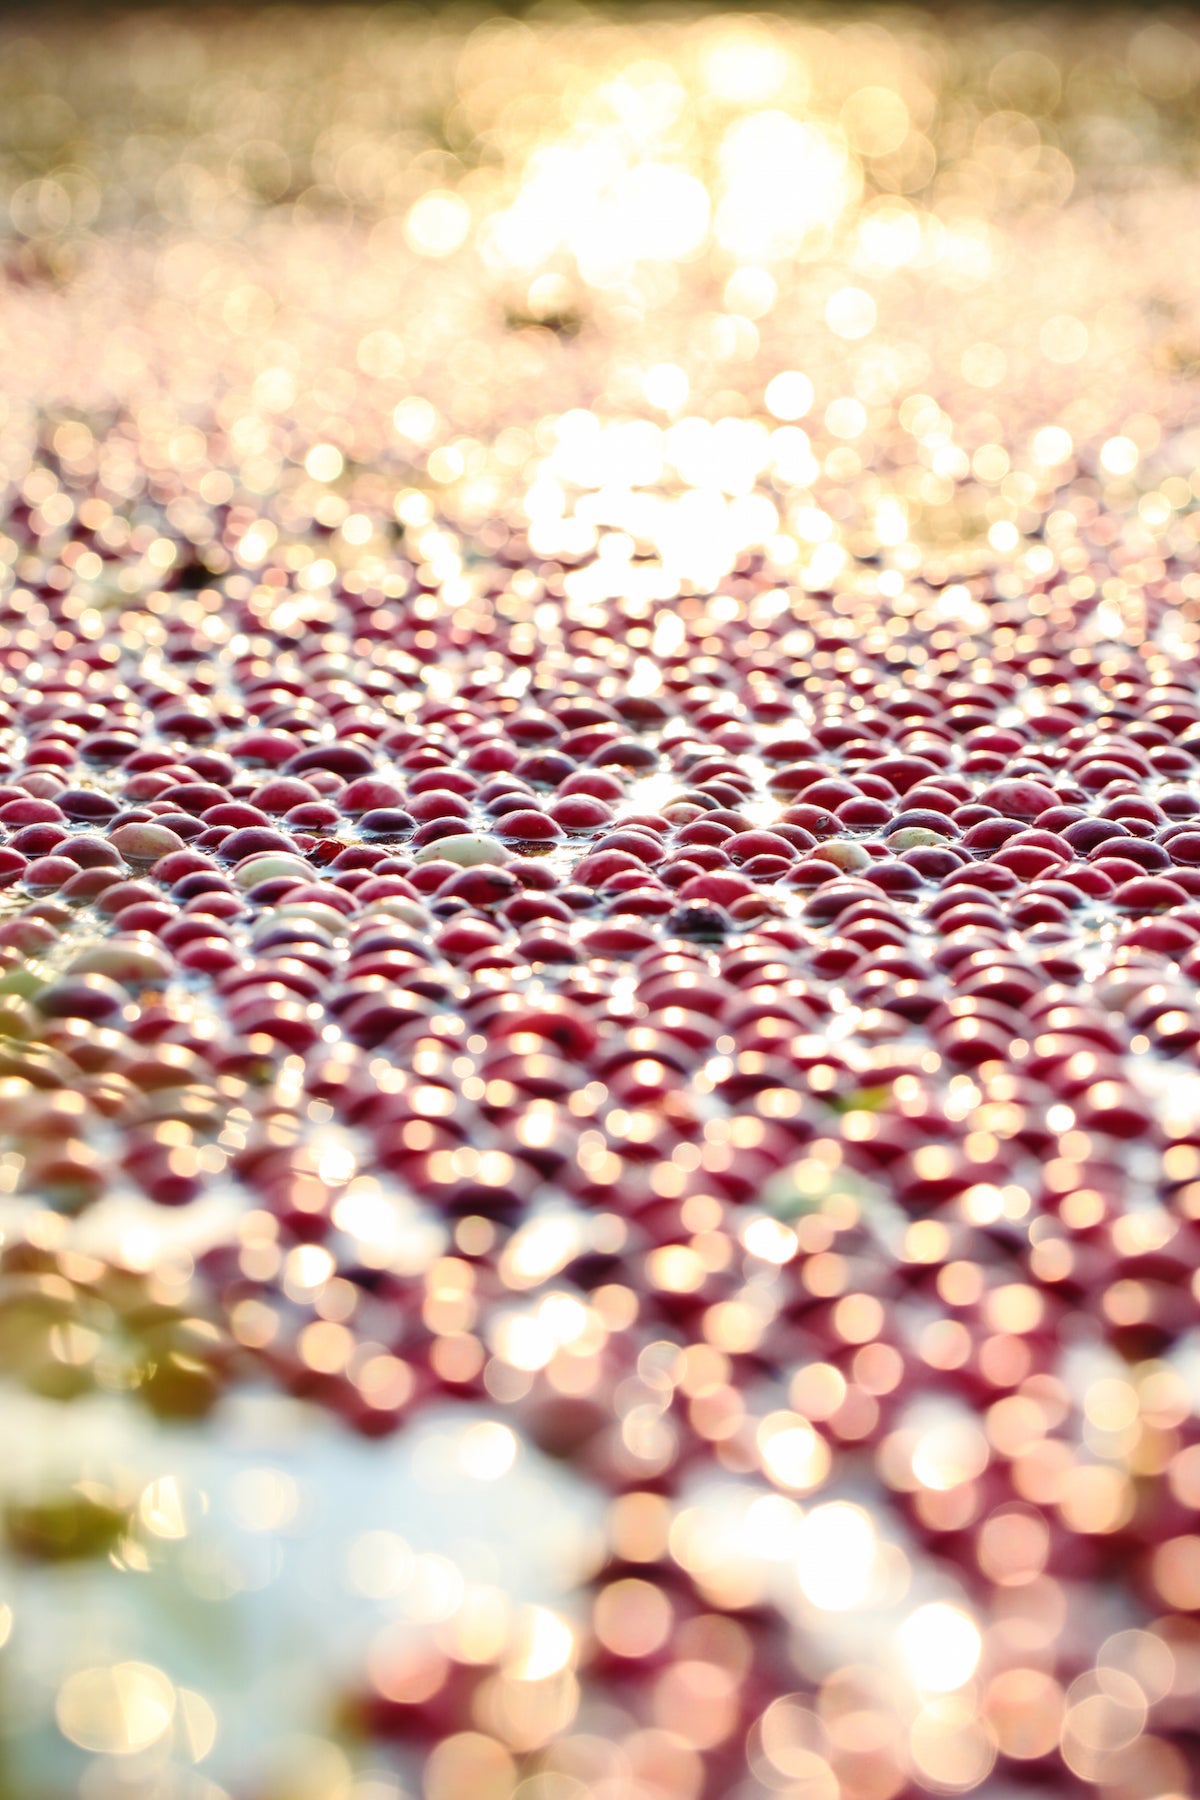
[0, 6, 1199, 1798]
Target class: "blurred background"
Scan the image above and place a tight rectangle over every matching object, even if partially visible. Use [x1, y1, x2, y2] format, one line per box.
[1, 7, 1200, 1800]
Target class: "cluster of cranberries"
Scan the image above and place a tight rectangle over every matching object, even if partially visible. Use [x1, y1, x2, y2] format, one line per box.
[7, 7, 1200, 1790]
[1, 478, 1200, 1790]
